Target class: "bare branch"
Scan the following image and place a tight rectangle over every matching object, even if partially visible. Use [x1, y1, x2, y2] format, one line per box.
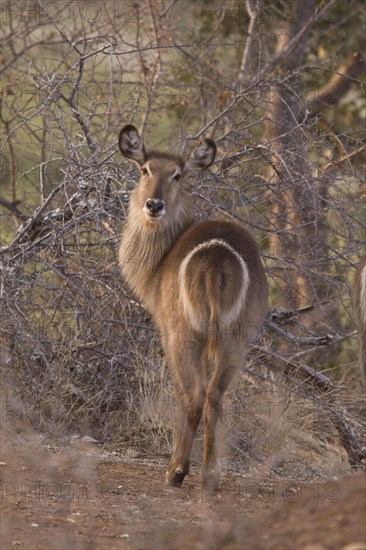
[319, 144, 366, 175]
[265, 318, 333, 347]
[237, 1, 259, 83]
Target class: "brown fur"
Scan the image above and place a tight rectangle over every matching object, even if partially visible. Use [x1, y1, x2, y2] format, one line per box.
[118, 125, 268, 488]
[353, 258, 366, 391]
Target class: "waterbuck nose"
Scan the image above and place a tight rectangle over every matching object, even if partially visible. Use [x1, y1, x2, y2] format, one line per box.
[145, 198, 165, 215]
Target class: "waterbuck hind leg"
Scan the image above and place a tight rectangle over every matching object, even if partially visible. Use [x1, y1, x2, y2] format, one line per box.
[202, 386, 222, 491]
[166, 394, 203, 486]
[202, 353, 239, 490]
[165, 342, 204, 487]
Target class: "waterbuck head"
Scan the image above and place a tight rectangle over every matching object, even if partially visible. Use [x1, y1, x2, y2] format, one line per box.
[119, 125, 216, 229]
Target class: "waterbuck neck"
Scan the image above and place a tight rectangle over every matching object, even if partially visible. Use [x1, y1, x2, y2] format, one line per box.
[119, 200, 194, 306]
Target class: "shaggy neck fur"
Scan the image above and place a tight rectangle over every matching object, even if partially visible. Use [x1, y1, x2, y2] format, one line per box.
[119, 192, 194, 309]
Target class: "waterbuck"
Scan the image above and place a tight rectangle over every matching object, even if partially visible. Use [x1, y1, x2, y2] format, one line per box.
[353, 258, 366, 391]
[118, 125, 268, 488]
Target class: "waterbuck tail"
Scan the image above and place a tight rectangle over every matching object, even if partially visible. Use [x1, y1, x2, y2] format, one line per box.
[178, 238, 250, 337]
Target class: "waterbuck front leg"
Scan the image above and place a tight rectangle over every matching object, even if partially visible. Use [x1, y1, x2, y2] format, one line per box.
[165, 342, 204, 487]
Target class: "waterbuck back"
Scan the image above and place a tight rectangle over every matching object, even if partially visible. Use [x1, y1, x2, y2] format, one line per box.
[353, 258, 366, 391]
[118, 125, 268, 488]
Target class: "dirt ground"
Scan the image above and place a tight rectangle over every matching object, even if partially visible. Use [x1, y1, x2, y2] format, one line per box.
[1, 429, 365, 550]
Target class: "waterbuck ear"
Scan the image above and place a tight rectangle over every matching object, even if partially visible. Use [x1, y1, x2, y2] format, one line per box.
[185, 138, 216, 172]
[119, 125, 146, 166]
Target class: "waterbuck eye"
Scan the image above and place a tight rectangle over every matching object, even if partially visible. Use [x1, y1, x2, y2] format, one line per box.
[172, 172, 181, 182]
[141, 167, 149, 176]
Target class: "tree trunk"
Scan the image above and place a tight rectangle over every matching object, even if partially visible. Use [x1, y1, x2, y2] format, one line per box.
[266, 1, 319, 309]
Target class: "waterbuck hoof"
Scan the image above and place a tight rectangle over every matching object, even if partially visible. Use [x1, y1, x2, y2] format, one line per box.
[166, 468, 186, 487]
